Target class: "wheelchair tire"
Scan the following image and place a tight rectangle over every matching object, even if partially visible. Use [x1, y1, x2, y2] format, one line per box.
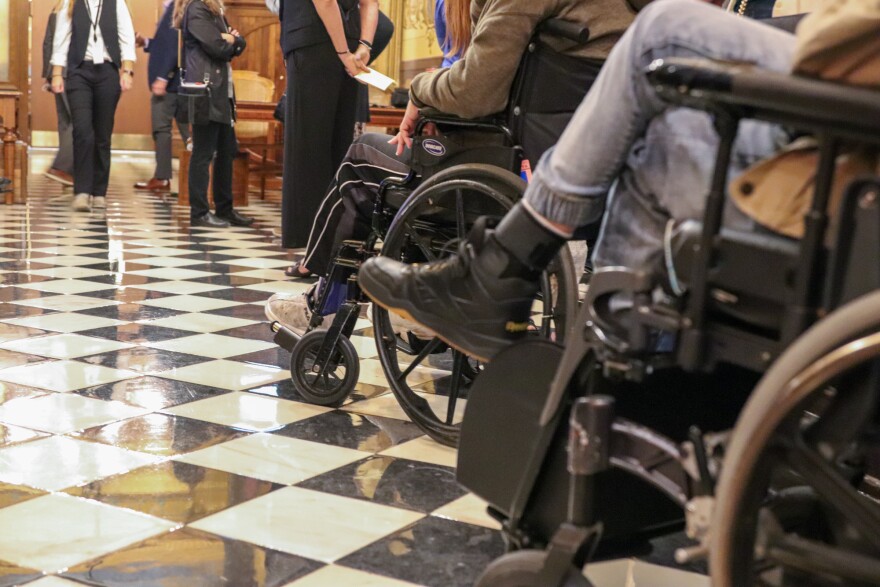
[290, 330, 359, 407]
[710, 290, 880, 587]
[475, 550, 591, 587]
[372, 164, 578, 447]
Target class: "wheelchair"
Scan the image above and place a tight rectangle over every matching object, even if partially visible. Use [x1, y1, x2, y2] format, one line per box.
[271, 18, 603, 447]
[455, 57, 880, 586]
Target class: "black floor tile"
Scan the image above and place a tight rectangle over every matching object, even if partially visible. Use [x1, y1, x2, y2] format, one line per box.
[297, 455, 466, 513]
[78, 324, 196, 343]
[74, 412, 245, 456]
[76, 303, 185, 321]
[63, 527, 322, 587]
[79, 347, 210, 374]
[273, 411, 423, 453]
[338, 516, 505, 587]
[193, 288, 271, 303]
[66, 461, 284, 524]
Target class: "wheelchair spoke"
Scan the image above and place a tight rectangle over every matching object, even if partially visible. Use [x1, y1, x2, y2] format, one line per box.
[403, 221, 438, 262]
[455, 190, 466, 241]
[446, 351, 466, 425]
[784, 438, 880, 550]
[762, 532, 880, 584]
[397, 337, 444, 382]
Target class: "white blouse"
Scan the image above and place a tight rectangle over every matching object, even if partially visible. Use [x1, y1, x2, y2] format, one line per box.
[51, 0, 137, 67]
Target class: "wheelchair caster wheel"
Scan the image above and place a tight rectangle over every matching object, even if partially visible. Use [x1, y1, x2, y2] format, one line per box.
[475, 551, 591, 587]
[290, 330, 359, 407]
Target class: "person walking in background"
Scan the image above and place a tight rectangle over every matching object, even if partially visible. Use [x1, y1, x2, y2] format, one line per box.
[50, 0, 136, 212]
[278, 0, 379, 278]
[133, 0, 192, 194]
[43, 1, 75, 187]
[175, 0, 254, 228]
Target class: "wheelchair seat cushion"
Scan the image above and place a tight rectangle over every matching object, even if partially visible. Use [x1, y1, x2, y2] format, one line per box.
[666, 220, 800, 331]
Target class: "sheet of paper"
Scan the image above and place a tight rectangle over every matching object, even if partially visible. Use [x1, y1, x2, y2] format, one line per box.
[355, 68, 396, 91]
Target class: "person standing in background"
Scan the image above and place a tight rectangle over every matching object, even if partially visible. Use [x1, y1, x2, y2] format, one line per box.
[51, 0, 136, 212]
[434, 0, 464, 67]
[277, 0, 379, 278]
[175, 0, 254, 228]
[43, 1, 75, 187]
[133, 0, 192, 194]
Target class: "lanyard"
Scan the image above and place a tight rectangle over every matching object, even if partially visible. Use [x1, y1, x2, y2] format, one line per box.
[83, 0, 104, 43]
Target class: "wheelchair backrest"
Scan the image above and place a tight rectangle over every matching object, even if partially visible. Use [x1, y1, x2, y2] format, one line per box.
[506, 36, 603, 168]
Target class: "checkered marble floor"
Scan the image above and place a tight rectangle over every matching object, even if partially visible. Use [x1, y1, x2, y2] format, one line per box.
[0, 153, 708, 587]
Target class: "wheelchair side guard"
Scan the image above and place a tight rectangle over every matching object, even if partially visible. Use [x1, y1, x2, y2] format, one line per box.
[825, 177, 880, 310]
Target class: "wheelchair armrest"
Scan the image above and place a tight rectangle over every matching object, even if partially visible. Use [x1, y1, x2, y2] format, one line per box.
[417, 107, 500, 126]
[647, 58, 880, 141]
[537, 18, 590, 44]
[416, 108, 512, 142]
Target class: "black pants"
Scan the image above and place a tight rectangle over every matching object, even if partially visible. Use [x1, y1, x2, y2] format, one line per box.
[302, 133, 410, 275]
[66, 62, 121, 196]
[152, 93, 191, 180]
[189, 121, 237, 219]
[282, 42, 359, 248]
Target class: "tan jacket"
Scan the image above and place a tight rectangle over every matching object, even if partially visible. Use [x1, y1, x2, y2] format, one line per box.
[730, 0, 880, 239]
[409, 0, 634, 119]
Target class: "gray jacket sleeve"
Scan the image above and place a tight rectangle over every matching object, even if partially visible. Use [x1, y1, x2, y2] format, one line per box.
[409, 0, 554, 119]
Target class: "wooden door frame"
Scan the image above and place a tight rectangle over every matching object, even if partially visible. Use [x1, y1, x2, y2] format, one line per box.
[0, 0, 30, 139]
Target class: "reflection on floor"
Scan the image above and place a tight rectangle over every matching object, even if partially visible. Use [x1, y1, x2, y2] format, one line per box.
[0, 153, 707, 586]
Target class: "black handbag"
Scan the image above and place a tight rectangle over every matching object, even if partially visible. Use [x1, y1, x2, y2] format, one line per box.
[390, 88, 409, 109]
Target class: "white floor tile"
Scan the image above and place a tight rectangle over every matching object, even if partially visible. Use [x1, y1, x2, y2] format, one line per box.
[190, 487, 423, 563]
[0, 493, 175, 571]
[162, 391, 329, 430]
[176, 433, 368, 484]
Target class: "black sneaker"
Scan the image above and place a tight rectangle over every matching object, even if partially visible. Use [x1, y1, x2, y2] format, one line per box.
[362, 201, 570, 363]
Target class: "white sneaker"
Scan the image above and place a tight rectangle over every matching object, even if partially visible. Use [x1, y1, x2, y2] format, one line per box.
[72, 193, 91, 212]
[265, 291, 333, 334]
[91, 196, 106, 209]
[367, 304, 435, 340]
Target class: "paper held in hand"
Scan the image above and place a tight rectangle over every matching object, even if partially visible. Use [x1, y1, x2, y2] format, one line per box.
[355, 68, 396, 91]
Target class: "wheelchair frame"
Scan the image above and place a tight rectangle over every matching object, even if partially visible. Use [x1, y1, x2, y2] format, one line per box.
[270, 18, 597, 440]
[460, 57, 880, 586]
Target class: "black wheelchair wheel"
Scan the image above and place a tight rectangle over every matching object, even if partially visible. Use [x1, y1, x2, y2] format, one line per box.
[475, 550, 591, 587]
[711, 291, 880, 587]
[290, 330, 360, 407]
[371, 164, 578, 447]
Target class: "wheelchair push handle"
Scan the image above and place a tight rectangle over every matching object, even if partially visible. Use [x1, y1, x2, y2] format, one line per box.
[538, 18, 590, 45]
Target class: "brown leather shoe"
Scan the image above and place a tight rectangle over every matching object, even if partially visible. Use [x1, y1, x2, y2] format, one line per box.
[134, 178, 171, 192]
[44, 168, 74, 187]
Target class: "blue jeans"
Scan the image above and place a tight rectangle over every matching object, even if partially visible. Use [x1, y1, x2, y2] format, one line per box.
[523, 0, 796, 272]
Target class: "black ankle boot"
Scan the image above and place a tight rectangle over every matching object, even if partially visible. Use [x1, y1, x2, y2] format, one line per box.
[359, 203, 565, 362]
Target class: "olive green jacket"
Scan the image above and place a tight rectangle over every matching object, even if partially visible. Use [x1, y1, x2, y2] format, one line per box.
[409, 0, 635, 119]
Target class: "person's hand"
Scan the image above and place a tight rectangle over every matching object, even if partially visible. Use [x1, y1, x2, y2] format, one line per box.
[120, 72, 134, 92]
[353, 45, 371, 68]
[135, 33, 146, 48]
[339, 52, 369, 78]
[221, 32, 235, 44]
[229, 28, 241, 38]
[51, 75, 65, 94]
[388, 101, 419, 157]
[151, 78, 168, 96]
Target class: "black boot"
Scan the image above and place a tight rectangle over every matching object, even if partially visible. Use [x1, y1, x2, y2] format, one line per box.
[359, 203, 565, 362]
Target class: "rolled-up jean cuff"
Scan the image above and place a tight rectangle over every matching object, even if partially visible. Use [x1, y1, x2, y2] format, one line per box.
[523, 173, 606, 228]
